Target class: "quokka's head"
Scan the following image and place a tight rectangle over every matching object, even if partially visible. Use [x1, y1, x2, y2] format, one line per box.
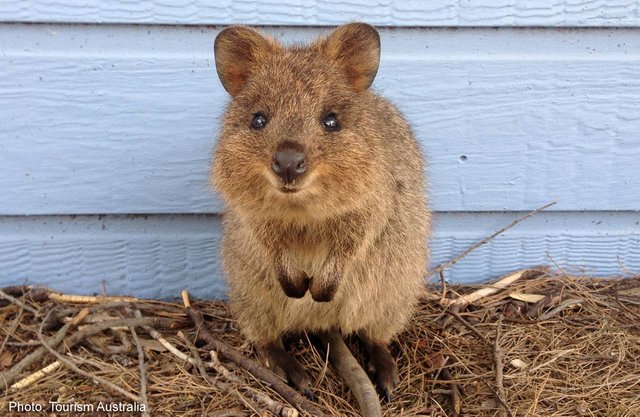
[211, 23, 384, 220]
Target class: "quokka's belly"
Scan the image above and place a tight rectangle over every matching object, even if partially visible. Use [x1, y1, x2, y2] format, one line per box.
[276, 251, 421, 337]
[277, 286, 373, 335]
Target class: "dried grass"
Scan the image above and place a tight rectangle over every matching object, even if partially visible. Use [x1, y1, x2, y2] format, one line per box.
[1, 271, 639, 417]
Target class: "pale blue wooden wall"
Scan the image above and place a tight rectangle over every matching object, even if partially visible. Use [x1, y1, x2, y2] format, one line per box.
[0, 1, 639, 298]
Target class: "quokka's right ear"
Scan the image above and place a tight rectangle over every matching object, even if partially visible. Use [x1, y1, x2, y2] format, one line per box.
[320, 22, 381, 92]
[214, 26, 279, 97]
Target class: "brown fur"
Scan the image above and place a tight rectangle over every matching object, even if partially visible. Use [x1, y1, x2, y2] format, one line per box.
[211, 22, 430, 380]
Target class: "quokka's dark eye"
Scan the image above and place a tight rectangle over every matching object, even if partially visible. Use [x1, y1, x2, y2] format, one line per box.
[251, 113, 268, 130]
[322, 113, 339, 131]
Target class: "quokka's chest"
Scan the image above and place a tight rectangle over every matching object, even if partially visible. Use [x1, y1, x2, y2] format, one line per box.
[283, 229, 332, 275]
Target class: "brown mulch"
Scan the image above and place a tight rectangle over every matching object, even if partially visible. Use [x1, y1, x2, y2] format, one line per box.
[1, 270, 639, 417]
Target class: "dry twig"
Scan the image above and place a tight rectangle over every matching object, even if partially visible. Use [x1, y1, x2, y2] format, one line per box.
[9, 361, 62, 390]
[47, 292, 138, 304]
[439, 368, 461, 417]
[538, 298, 585, 321]
[0, 288, 39, 315]
[493, 316, 511, 417]
[133, 309, 194, 364]
[428, 202, 556, 276]
[130, 324, 150, 417]
[65, 316, 173, 347]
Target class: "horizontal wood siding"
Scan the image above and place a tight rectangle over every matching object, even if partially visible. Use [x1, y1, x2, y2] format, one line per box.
[1, 213, 637, 299]
[2, 1, 640, 27]
[1, 25, 639, 214]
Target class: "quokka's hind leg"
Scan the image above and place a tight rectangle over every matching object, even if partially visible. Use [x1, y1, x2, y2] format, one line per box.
[361, 336, 399, 403]
[259, 339, 314, 400]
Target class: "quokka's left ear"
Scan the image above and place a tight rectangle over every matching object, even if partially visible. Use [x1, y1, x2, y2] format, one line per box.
[214, 26, 281, 97]
[319, 22, 381, 91]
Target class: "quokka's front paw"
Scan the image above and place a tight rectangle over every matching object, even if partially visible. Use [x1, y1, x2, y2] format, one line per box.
[309, 271, 340, 302]
[276, 268, 310, 299]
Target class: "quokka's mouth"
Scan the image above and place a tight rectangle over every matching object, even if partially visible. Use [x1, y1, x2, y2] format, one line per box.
[279, 186, 299, 194]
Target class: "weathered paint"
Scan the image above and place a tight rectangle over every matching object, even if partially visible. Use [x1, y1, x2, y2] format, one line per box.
[0, 213, 637, 299]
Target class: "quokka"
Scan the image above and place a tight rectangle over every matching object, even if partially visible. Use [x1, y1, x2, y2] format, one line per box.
[211, 22, 430, 401]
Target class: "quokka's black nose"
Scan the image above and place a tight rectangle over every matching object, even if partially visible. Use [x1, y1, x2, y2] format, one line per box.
[272, 148, 307, 184]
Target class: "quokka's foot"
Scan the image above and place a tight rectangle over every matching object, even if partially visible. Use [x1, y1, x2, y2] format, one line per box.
[363, 338, 399, 403]
[260, 340, 314, 400]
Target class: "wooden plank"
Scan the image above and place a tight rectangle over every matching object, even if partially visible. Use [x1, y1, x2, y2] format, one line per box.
[2, 0, 640, 27]
[0, 214, 225, 299]
[0, 212, 637, 299]
[1, 25, 639, 214]
[431, 211, 640, 282]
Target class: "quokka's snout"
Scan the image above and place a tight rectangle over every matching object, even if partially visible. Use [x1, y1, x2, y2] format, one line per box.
[271, 141, 307, 186]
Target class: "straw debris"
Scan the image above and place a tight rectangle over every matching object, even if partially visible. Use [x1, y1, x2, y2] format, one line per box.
[0, 271, 638, 416]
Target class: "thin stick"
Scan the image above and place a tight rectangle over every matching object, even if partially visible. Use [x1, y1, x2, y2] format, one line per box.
[446, 310, 491, 346]
[439, 271, 448, 305]
[423, 290, 444, 303]
[36, 309, 141, 402]
[181, 290, 191, 308]
[0, 288, 39, 315]
[538, 298, 585, 321]
[181, 290, 325, 417]
[493, 316, 511, 417]
[133, 310, 194, 364]
[130, 313, 217, 369]
[0, 285, 32, 297]
[209, 350, 241, 383]
[428, 202, 556, 276]
[130, 324, 150, 417]
[314, 337, 331, 387]
[69, 307, 91, 326]
[318, 331, 382, 417]
[66, 316, 173, 347]
[439, 368, 461, 417]
[47, 292, 138, 304]
[10, 361, 62, 390]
